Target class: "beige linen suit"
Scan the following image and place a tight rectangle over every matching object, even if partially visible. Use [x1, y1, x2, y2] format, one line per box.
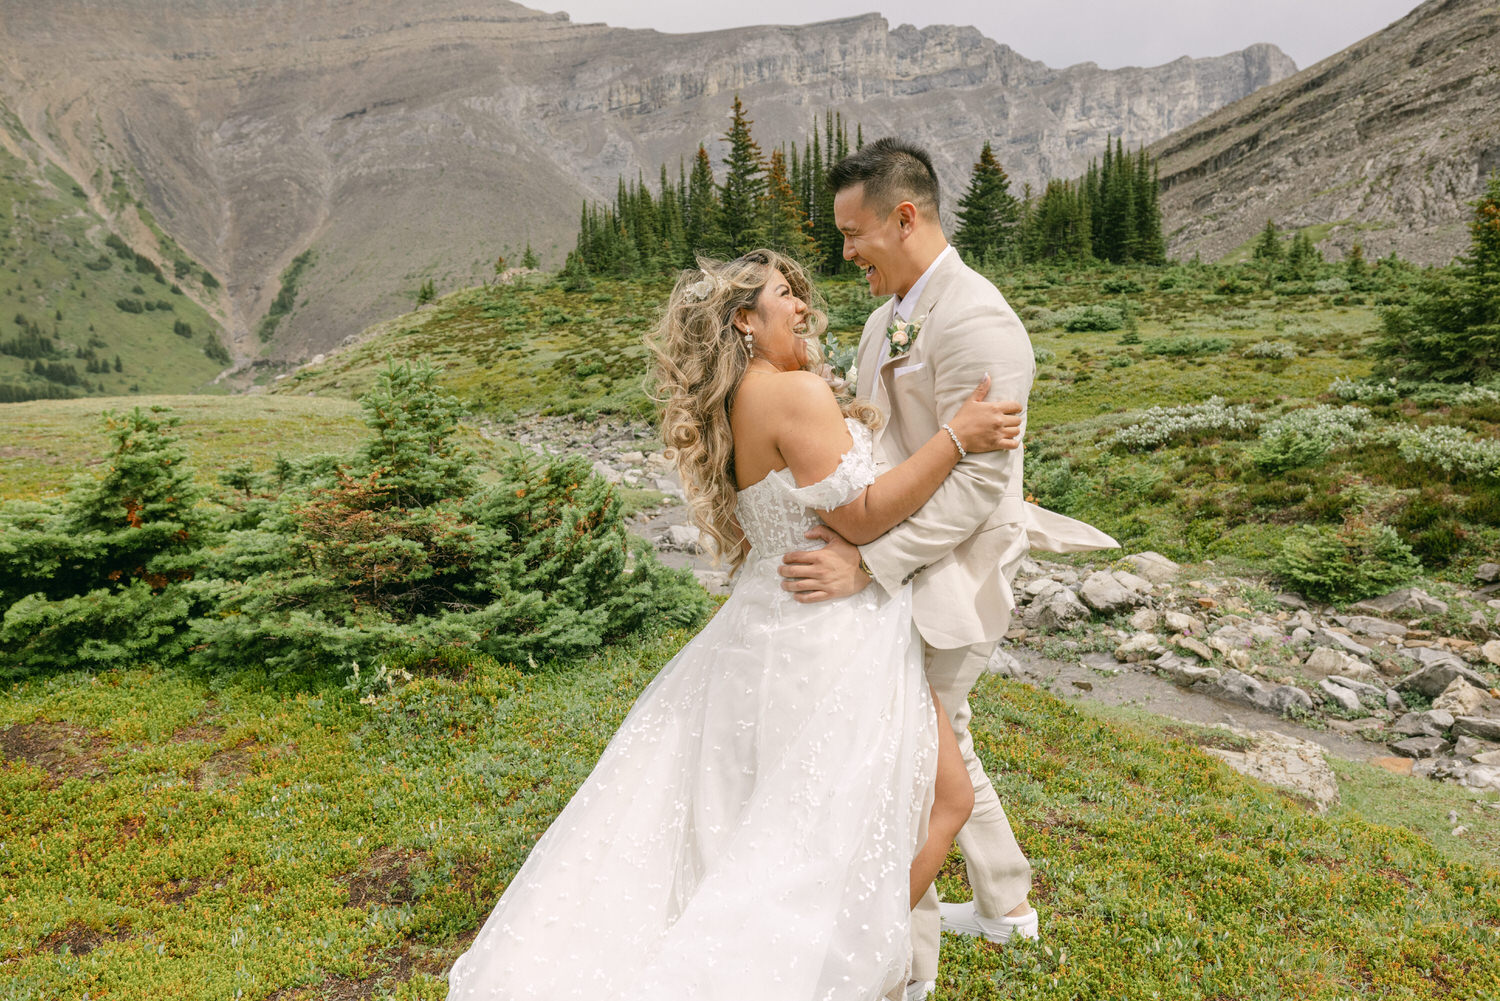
[853, 249, 1114, 981]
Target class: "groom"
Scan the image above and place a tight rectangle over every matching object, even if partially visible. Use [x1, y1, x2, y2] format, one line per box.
[780, 138, 1081, 998]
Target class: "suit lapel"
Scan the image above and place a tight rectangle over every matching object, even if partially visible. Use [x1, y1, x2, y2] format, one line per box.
[902, 248, 965, 336]
[860, 298, 897, 405]
[874, 249, 964, 411]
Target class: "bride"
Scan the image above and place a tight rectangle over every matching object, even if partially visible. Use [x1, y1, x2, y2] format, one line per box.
[448, 249, 1022, 1000]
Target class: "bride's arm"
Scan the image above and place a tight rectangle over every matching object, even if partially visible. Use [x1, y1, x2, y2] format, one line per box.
[770, 371, 1016, 546]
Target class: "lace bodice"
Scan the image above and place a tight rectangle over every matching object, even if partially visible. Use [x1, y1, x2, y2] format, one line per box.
[735, 418, 877, 557]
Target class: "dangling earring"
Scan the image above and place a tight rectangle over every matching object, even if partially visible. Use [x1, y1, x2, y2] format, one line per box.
[742, 329, 755, 354]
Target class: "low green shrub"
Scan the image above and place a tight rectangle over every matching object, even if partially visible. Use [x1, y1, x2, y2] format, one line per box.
[0, 362, 711, 682]
[1273, 519, 1421, 603]
[1243, 340, 1298, 359]
[1108, 397, 1257, 452]
[1057, 304, 1124, 332]
[1100, 276, 1143, 293]
[1249, 405, 1372, 473]
[1143, 335, 1232, 357]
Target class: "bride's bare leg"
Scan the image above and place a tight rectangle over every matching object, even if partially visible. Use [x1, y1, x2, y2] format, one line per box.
[909, 685, 973, 909]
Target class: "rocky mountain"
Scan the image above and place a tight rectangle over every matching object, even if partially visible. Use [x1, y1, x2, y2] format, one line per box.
[1152, 0, 1500, 265]
[0, 1, 1294, 371]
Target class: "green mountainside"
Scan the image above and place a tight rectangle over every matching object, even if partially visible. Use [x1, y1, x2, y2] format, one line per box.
[0, 117, 228, 402]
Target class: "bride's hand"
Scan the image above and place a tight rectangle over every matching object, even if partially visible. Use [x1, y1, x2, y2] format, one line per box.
[947, 375, 1023, 454]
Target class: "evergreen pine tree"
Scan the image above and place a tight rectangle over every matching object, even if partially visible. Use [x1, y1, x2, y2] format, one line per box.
[1374, 172, 1500, 382]
[685, 145, 718, 256]
[1285, 231, 1321, 279]
[1253, 220, 1283, 262]
[1345, 242, 1368, 282]
[1033, 180, 1093, 262]
[1084, 158, 1103, 256]
[758, 148, 818, 261]
[952, 142, 1021, 265]
[1133, 149, 1166, 264]
[1097, 137, 1136, 263]
[717, 96, 767, 256]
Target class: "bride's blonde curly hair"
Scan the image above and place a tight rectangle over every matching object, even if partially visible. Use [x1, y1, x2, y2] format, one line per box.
[646, 249, 880, 574]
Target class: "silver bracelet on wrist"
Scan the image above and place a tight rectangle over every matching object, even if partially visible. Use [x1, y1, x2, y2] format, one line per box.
[941, 423, 967, 459]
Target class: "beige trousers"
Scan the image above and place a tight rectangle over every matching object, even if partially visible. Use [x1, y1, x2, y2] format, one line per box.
[909, 639, 1033, 982]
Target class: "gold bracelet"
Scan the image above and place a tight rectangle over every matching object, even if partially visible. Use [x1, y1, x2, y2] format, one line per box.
[857, 555, 874, 579]
[941, 423, 967, 459]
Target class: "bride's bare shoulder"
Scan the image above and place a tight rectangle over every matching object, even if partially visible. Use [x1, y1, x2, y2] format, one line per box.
[735, 369, 839, 421]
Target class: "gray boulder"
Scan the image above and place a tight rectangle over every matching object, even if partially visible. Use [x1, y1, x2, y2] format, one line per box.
[1022, 578, 1063, 600]
[1311, 628, 1374, 658]
[1202, 728, 1339, 812]
[661, 524, 704, 552]
[1385, 689, 1408, 714]
[1463, 764, 1500, 791]
[1123, 551, 1181, 584]
[1390, 736, 1452, 759]
[1079, 571, 1145, 615]
[1163, 610, 1206, 634]
[1351, 587, 1449, 617]
[1112, 569, 1155, 595]
[1432, 678, 1490, 716]
[1335, 614, 1408, 639]
[1318, 679, 1362, 714]
[1454, 716, 1500, 741]
[1475, 562, 1500, 584]
[1174, 635, 1216, 661]
[1401, 645, 1468, 671]
[1269, 685, 1315, 714]
[1025, 587, 1092, 631]
[1327, 675, 1386, 702]
[1214, 668, 1272, 710]
[1303, 647, 1370, 679]
[1397, 661, 1492, 699]
[1391, 710, 1455, 738]
[1155, 653, 1220, 686]
[1453, 735, 1500, 760]
[1114, 632, 1165, 663]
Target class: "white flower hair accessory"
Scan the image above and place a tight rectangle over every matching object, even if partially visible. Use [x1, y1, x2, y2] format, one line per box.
[683, 276, 717, 303]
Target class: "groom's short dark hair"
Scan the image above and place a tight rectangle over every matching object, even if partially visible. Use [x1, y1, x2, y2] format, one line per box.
[828, 138, 940, 219]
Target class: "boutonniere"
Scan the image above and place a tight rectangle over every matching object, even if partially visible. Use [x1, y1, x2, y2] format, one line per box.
[886, 314, 925, 357]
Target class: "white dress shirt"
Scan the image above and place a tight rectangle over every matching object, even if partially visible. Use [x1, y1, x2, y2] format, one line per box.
[891, 244, 953, 322]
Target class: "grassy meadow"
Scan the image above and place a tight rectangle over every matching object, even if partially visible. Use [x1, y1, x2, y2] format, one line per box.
[0, 395, 367, 499]
[4, 259, 1500, 998]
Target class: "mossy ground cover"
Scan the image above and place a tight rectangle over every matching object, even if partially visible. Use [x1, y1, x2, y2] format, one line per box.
[3, 632, 1496, 1000]
[0, 145, 226, 398]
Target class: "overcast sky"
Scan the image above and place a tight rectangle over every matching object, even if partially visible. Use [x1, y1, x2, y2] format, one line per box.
[550, 0, 1422, 71]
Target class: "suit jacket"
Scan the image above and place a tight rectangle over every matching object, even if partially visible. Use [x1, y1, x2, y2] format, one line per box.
[855, 250, 1114, 649]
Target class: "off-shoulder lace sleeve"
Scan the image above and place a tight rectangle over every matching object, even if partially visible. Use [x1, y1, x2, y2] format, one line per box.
[783, 419, 877, 511]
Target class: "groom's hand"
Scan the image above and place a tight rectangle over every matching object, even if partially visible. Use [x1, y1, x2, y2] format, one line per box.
[780, 526, 870, 603]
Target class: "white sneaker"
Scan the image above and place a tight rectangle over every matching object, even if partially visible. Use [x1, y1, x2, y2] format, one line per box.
[904, 980, 935, 1001]
[938, 900, 1039, 944]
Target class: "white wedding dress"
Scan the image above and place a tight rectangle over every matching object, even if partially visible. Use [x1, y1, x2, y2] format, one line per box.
[448, 420, 939, 1001]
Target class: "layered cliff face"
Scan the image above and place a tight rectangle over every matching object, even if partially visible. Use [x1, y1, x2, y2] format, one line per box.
[0, 0, 1295, 365]
[1152, 0, 1500, 265]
